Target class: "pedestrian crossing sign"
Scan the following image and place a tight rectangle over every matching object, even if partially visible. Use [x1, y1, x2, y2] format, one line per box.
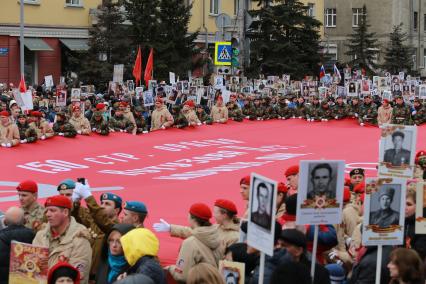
[214, 42, 232, 66]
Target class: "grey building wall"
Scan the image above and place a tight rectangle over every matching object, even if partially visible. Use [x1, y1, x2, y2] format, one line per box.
[324, 0, 426, 75]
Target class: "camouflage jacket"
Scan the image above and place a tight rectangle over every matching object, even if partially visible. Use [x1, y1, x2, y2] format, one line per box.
[173, 112, 189, 128]
[392, 104, 413, 125]
[413, 105, 426, 125]
[278, 103, 291, 118]
[307, 103, 322, 120]
[109, 116, 135, 133]
[346, 103, 361, 117]
[359, 103, 378, 124]
[320, 106, 334, 120]
[333, 103, 348, 119]
[265, 103, 280, 119]
[17, 122, 38, 142]
[23, 202, 45, 231]
[227, 105, 244, 122]
[242, 104, 254, 117]
[196, 110, 213, 125]
[53, 121, 77, 138]
[90, 118, 109, 135]
[134, 115, 148, 133]
[295, 103, 308, 118]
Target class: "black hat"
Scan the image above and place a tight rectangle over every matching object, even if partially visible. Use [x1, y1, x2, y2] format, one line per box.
[279, 229, 307, 249]
[349, 168, 365, 177]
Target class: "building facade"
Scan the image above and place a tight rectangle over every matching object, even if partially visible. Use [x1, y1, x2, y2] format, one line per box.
[0, 0, 101, 85]
[324, 0, 426, 75]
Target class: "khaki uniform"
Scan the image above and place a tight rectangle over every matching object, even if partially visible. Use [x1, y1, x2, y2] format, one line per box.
[211, 105, 228, 123]
[30, 119, 54, 139]
[33, 217, 93, 284]
[0, 121, 20, 145]
[182, 109, 201, 126]
[123, 109, 137, 132]
[69, 115, 91, 135]
[377, 105, 393, 126]
[170, 221, 240, 250]
[151, 105, 174, 131]
[168, 226, 223, 283]
[342, 204, 361, 238]
[23, 202, 45, 231]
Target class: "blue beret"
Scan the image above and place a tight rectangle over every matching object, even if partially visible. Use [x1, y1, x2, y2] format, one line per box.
[57, 179, 76, 191]
[100, 193, 122, 208]
[124, 201, 148, 214]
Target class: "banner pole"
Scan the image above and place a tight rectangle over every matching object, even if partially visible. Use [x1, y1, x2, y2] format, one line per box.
[375, 245, 383, 284]
[258, 251, 265, 284]
[310, 224, 319, 282]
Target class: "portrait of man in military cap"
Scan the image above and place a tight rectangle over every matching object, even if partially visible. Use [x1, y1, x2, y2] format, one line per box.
[369, 185, 400, 228]
[383, 131, 412, 167]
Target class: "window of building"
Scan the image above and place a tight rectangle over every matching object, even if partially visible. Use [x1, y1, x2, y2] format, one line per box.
[234, 0, 239, 15]
[210, 0, 219, 15]
[325, 8, 336, 27]
[352, 8, 363, 27]
[414, 12, 418, 31]
[65, 0, 82, 7]
[307, 3, 315, 17]
[424, 14, 426, 31]
[23, 0, 40, 4]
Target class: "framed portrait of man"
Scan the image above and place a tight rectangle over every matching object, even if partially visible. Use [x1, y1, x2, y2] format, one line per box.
[143, 90, 154, 107]
[415, 182, 426, 234]
[247, 173, 277, 256]
[347, 81, 357, 97]
[362, 178, 406, 246]
[419, 85, 426, 99]
[70, 88, 81, 102]
[296, 160, 345, 225]
[219, 260, 245, 284]
[56, 89, 67, 107]
[378, 124, 417, 179]
[135, 87, 144, 100]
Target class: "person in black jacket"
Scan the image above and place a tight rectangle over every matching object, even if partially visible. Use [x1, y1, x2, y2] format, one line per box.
[349, 246, 392, 284]
[0, 207, 35, 284]
[96, 223, 135, 284]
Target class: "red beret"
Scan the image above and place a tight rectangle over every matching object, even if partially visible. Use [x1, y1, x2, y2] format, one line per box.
[184, 100, 195, 108]
[17, 180, 38, 193]
[45, 195, 72, 209]
[72, 105, 81, 112]
[0, 110, 10, 117]
[416, 150, 426, 164]
[285, 165, 299, 177]
[343, 187, 351, 203]
[156, 97, 164, 104]
[217, 96, 223, 102]
[230, 94, 237, 99]
[354, 182, 365, 194]
[383, 99, 389, 104]
[30, 111, 43, 117]
[214, 199, 237, 214]
[278, 182, 288, 194]
[189, 203, 212, 221]
[119, 101, 128, 107]
[240, 175, 250, 186]
[96, 103, 105, 110]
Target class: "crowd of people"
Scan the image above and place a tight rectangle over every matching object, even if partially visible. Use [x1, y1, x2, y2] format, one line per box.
[0, 151, 425, 284]
[1, 79, 426, 147]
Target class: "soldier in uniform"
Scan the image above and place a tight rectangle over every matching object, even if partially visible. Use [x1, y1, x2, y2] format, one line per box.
[109, 109, 135, 133]
[227, 96, 244, 122]
[264, 96, 280, 119]
[16, 180, 45, 231]
[333, 96, 348, 120]
[249, 97, 266, 120]
[369, 187, 399, 228]
[358, 95, 378, 126]
[349, 168, 365, 191]
[53, 112, 77, 138]
[242, 98, 254, 118]
[150, 97, 174, 131]
[307, 96, 321, 122]
[391, 95, 413, 125]
[0, 110, 20, 147]
[211, 96, 229, 123]
[121, 201, 148, 228]
[294, 96, 308, 119]
[119, 101, 137, 134]
[412, 98, 426, 126]
[133, 106, 149, 134]
[171, 105, 188, 129]
[90, 111, 109, 135]
[16, 113, 37, 144]
[383, 131, 411, 167]
[69, 105, 91, 135]
[377, 99, 393, 126]
[277, 96, 291, 119]
[346, 97, 361, 119]
[29, 110, 54, 140]
[181, 100, 201, 126]
[320, 100, 333, 121]
[196, 105, 213, 125]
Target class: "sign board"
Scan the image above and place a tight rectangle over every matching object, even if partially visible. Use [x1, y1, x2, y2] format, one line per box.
[214, 42, 232, 66]
[0, 48, 9, 56]
[113, 64, 124, 83]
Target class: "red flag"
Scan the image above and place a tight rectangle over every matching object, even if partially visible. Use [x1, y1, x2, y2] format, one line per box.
[144, 48, 154, 87]
[19, 74, 26, 93]
[132, 46, 142, 86]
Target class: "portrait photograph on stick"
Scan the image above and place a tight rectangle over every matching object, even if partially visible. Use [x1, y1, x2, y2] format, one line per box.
[415, 182, 426, 234]
[362, 177, 406, 246]
[379, 124, 417, 178]
[247, 173, 277, 256]
[296, 160, 345, 225]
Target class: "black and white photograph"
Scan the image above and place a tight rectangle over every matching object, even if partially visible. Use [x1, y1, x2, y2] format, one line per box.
[143, 90, 154, 107]
[148, 80, 157, 91]
[296, 160, 345, 225]
[135, 87, 144, 100]
[219, 260, 245, 284]
[419, 84, 426, 99]
[382, 90, 392, 101]
[347, 81, 357, 96]
[362, 178, 406, 246]
[126, 80, 135, 92]
[70, 88, 81, 102]
[379, 125, 417, 178]
[247, 173, 277, 256]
